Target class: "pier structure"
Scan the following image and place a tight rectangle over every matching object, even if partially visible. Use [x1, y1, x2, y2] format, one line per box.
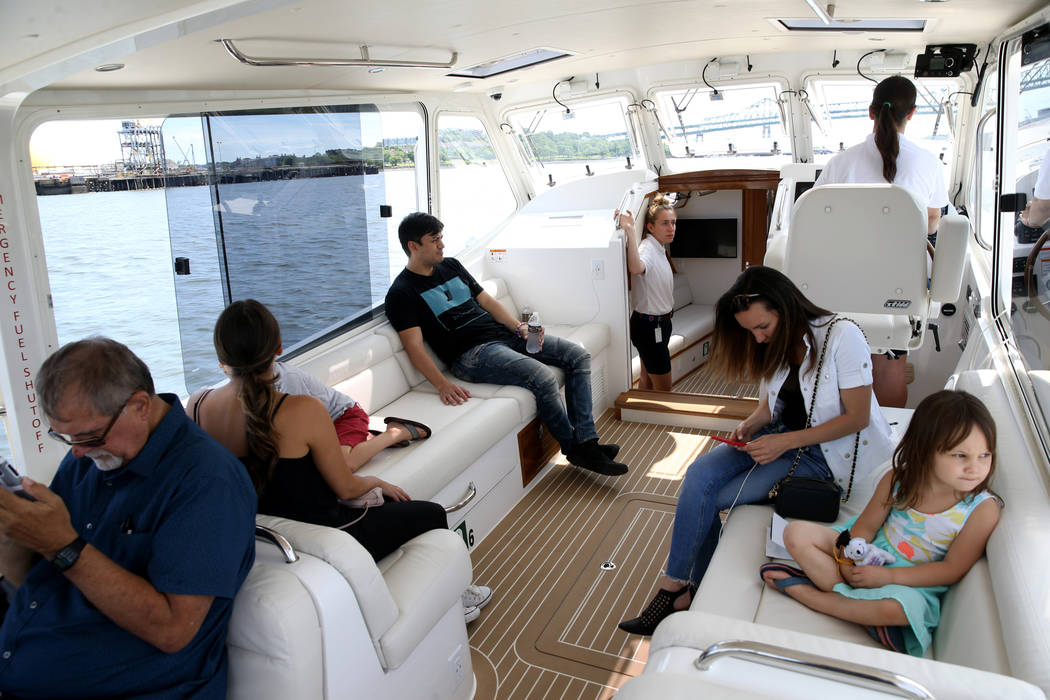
[118, 121, 166, 174]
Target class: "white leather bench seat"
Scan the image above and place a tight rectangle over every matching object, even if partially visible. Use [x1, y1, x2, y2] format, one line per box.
[648, 377, 1050, 698]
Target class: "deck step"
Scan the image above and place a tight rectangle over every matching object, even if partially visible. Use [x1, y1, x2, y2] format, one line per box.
[614, 390, 759, 431]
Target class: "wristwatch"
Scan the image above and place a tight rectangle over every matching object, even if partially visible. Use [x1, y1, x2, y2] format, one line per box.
[51, 536, 87, 572]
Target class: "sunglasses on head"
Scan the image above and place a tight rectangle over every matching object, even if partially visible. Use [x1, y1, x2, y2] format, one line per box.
[731, 293, 761, 312]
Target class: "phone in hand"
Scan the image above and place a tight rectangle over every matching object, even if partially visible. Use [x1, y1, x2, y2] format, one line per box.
[0, 458, 35, 501]
[709, 435, 747, 448]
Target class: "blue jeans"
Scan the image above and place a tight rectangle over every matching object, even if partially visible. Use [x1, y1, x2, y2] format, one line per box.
[451, 335, 598, 451]
[664, 423, 835, 585]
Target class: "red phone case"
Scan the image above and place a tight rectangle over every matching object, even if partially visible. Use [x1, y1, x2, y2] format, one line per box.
[709, 435, 746, 447]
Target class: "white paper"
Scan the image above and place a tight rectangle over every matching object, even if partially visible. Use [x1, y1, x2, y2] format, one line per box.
[765, 512, 793, 560]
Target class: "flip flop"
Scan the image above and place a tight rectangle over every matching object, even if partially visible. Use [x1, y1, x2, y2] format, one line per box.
[771, 575, 814, 593]
[384, 417, 433, 447]
[758, 562, 807, 580]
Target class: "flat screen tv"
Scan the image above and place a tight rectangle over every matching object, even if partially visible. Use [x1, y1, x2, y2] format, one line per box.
[669, 218, 738, 259]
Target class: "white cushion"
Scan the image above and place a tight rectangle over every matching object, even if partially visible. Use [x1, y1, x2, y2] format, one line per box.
[649, 611, 1044, 699]
[377, 529, 473, 669]
[357, 395, 522, 501]
[672, 273, 694, 311]
[255, 515, 399, 644]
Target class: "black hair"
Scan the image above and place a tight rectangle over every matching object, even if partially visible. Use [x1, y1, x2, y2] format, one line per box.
[398, 212, 444, 255]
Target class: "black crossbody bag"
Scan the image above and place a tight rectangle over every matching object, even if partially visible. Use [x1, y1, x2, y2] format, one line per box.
[768, 317, 862, 523]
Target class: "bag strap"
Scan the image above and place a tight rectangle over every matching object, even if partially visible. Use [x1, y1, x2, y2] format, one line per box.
[783, 316, 864, 503]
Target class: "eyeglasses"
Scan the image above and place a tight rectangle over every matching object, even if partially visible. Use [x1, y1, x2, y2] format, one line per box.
[47, 396, 132, 448]
[731, 293, 761, 312]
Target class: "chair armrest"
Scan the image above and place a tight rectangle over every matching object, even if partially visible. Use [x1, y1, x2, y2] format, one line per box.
[930, 214, 969, 303]
[255, 515, 399, 642]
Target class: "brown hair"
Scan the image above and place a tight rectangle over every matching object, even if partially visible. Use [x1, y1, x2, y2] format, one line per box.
[213, 299, 283, 493]
[889, 390, 998, 509]
[707, 266, 832, 383]
[871, 76, 917, 183]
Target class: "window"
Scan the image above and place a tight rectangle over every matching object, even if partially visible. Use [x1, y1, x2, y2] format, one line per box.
[651, 82, 792, 172]
[1008, 53, 1050, 372]
[30, 105, 427, 399]
[32, 118, 194, 399]
[506, 96, 638, 192]
[437, 114, 517, 253]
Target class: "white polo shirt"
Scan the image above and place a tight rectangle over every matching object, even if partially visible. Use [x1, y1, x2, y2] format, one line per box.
[759, 317, 895, 496]
[632, 235, 675, 315]
[1035, 142, 1050, 199]
[816, 132, 949, 211]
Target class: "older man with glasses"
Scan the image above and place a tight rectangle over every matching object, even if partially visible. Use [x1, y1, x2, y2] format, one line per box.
[0, 337, 256, 700]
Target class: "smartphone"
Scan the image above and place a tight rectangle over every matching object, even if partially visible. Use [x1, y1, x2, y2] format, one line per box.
[709, 435, 747, 448]
[0, 459, 35, 501]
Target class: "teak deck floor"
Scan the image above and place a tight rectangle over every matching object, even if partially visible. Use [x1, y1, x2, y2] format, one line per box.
[468, 408, 735, 699]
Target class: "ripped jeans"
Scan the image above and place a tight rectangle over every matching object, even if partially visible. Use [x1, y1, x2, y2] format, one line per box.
[451, 335, 598, 451]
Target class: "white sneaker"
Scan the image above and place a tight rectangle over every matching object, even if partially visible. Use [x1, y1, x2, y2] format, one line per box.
[462, 584, 492, 610]
[464, 605, 480, 624]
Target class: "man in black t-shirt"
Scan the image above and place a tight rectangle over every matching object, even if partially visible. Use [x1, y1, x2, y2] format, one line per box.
[385, 213, 627, 476]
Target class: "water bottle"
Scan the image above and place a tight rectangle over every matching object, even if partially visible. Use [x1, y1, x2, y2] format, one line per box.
[526, 312, 542, 354]
[520, 305, 531, 323]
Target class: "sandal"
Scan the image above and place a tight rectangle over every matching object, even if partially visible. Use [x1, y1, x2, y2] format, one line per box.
[759, 562, 814, 594]
[384, 417, 432, 447]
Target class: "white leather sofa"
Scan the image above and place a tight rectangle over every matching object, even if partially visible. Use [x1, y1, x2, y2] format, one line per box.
[619, 370, 1050, 698]
[227, 276, 611, 699]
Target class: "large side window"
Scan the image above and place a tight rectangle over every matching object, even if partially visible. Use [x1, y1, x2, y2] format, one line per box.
[31, 118, 192, 399]
[506, 96, 639, 193]
[651, 82, 793, 172]
[1009, 50, 1050, 372]
[805, 78, 959, 168]
[436, 113, 517, 254]
[164, 104, 426, 391]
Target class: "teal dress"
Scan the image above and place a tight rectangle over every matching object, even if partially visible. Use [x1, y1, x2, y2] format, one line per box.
[833, 490, 994, 656]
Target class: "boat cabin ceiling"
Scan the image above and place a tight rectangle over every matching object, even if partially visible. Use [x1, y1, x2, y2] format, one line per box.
[3, 0, 1046, 97]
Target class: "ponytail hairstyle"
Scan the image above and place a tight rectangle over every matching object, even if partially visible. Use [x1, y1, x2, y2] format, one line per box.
[871, 75, 917, 183]
[213, 299, 283, 493]
[889, 390, 999, 510]
[642, 193, 676, 238]
[707, 266, 831, 383]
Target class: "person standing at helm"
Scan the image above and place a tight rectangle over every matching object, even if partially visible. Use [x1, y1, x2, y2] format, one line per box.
[814, 75, 949, 410]
[1020, 141, 1050, 229]
[619, 193, 677, 391]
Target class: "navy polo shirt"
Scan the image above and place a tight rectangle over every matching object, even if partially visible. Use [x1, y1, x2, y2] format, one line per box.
[0, 394, 256, 699]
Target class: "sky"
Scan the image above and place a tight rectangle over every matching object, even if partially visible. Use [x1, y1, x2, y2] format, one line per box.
[29, 111, 427, 168]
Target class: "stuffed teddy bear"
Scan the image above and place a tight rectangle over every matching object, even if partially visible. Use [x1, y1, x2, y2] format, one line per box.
[835, 529, 897, 566]
[843, 535, 896, 566]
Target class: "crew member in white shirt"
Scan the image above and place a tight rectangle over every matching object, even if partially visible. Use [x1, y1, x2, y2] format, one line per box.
[619, 194, 677, 391]
[1021, 142, 1050, 229]
[814, 75, 949, 409]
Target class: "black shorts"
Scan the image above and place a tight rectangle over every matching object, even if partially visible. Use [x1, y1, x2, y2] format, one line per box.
[630, 311, 672, 376]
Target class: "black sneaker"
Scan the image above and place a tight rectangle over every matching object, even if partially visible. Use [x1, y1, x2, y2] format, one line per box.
[598, 442, 620, 460]
[565, 441, 628, 476]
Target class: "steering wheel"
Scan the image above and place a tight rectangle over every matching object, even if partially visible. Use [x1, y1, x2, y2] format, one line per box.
[1024, 229, 1050, 322]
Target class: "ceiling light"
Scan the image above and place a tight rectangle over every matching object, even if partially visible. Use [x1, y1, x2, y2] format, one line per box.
[94, 63, 125, 72]
[368, 67, 384, 73]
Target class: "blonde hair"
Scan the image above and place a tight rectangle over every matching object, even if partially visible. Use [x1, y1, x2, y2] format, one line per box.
[642, 193, 675, 238]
